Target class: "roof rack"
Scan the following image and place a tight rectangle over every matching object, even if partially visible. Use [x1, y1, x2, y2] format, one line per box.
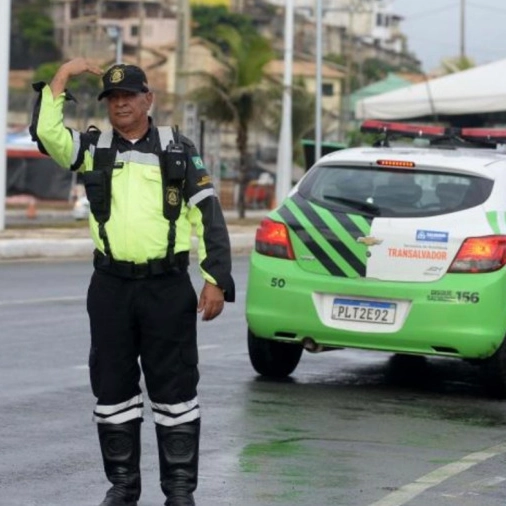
[361, 120, 506, 148]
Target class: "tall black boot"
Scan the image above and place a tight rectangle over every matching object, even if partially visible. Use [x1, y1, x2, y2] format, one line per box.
[156, 419, 200, 506]
[97, 420, 142, 506]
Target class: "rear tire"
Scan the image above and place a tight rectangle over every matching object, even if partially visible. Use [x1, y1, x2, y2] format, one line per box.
[480, 338, 506, 398]
[248, 329, 303, 378]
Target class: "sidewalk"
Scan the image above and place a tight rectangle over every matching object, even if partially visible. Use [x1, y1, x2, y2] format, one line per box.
[0, 209, 263, 260]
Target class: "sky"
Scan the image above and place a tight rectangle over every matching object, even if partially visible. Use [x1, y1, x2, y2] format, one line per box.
[393, 0, 506, 72]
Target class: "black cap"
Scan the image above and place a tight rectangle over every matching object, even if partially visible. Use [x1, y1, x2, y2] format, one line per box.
[98, 64, 149, 100]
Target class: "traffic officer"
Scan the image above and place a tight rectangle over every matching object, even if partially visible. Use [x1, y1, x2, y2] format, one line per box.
[30, 58, 235, 506]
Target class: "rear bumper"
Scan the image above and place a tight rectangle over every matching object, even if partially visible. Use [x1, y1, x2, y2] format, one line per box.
[246, 253, 506, 359]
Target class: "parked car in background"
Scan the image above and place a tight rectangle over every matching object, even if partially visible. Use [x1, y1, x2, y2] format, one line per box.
[246, 120, 506, 397]
[245, 172, 275, 209]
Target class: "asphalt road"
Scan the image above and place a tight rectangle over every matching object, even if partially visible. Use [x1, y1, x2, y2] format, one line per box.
[2, 257, 506, 506]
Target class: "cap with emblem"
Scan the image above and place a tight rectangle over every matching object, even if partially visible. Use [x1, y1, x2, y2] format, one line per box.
[98, 64, 149, 100]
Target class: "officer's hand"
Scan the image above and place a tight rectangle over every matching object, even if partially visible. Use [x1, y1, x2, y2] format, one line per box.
[197, 282, 225, 321]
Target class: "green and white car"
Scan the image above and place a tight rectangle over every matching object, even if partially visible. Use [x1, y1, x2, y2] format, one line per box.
[245, 121, 506, 395]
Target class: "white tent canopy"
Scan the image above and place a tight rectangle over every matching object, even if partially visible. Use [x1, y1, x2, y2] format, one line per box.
[355, 58, 506, 120]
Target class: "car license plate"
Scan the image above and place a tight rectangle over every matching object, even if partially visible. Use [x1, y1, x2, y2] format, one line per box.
[332, 298, 396, 324]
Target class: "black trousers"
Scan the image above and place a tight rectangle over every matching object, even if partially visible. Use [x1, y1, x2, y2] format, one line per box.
[87, 269, 200, 426]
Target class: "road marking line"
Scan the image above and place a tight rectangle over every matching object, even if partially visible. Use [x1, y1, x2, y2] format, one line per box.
[441, 476, 506, 497]
[368, 442, 506, 506]
[0, 296, 85, 306]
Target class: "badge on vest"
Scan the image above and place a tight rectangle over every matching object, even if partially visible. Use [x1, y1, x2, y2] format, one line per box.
[166, 186, 180, 207]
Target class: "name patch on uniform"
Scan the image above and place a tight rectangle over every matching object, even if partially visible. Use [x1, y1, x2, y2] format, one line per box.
[192, 156, 206, 169]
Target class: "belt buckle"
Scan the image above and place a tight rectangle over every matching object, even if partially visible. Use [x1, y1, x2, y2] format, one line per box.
[131, 262, 149, 279]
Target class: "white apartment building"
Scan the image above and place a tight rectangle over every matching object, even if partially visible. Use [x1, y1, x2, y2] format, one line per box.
[266, 0, 405, 54]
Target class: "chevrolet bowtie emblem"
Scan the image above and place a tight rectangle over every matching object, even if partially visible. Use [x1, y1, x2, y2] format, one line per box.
[357, 236, 383, 247]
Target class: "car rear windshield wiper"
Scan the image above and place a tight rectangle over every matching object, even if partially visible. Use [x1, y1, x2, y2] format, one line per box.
[323, 195, 381, 216]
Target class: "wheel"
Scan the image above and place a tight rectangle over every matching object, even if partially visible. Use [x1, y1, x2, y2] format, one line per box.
[247, 329, 303, 378]
[480, 338, 506, 398]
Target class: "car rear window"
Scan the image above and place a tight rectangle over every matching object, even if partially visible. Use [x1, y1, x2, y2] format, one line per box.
[298, 165, 494, 217]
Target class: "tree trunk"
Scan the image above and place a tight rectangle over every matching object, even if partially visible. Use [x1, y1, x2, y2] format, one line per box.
[236, 123, 248, 219]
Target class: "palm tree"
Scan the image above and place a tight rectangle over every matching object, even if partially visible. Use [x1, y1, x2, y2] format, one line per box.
[189, 26, 274, 218]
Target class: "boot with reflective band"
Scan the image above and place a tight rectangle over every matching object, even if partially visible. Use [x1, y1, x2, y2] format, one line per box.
[98, 420, 142, 506]
[156, 419, 200, 506]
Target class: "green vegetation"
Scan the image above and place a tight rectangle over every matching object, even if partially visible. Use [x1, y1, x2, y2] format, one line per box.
[10, 0, 61, 69]
[345, 128, 380, 147]
[192, 5, 258, 50]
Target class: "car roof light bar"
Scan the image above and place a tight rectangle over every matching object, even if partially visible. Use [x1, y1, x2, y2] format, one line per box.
[460, 128, 506, 144]
[361, 120, 506, 148]
[361, 120, 448, 139]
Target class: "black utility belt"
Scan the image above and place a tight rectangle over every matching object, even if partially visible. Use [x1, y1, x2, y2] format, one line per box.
[93, 250, 189, 279]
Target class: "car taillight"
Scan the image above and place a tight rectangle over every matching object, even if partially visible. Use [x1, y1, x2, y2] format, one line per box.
[448, 236, 506, 273]
[255, 218, 295, 259]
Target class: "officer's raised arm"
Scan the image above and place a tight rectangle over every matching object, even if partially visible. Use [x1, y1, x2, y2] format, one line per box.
[49, 58, 103, 97]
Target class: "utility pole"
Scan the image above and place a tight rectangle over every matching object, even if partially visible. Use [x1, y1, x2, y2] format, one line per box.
[115, 27, 123, 64]
[106, 25, 123, 64]
[275, 0, 294, 206]
[137, 0, 145, 66]
[174, 0, 190, 127]
[338, 0, 372, 142]
[315, 0, 323, 161]
[0, 0, 11, 231]
[460, 0, 466, 59]
[62, 0, 72, 58]
[337, 5, 355, 142]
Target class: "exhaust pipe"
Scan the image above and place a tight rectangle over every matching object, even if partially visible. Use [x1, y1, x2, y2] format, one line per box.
[302, 337, 324, 353]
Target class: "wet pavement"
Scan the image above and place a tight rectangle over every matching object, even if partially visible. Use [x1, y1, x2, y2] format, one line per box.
[2, 258, 506, 506]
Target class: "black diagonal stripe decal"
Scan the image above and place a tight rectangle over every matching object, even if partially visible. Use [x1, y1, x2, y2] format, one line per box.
[338, 212, 373, 235]
[278, 205, 346, 276]
[292, 194, 366, 275]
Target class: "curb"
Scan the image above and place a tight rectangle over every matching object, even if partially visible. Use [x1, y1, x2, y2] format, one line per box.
[0, 234, 255, 260]
[0, 238, 94, 259]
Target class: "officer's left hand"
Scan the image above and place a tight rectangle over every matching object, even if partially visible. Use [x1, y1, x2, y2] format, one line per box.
[198, 281, 225, 321]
